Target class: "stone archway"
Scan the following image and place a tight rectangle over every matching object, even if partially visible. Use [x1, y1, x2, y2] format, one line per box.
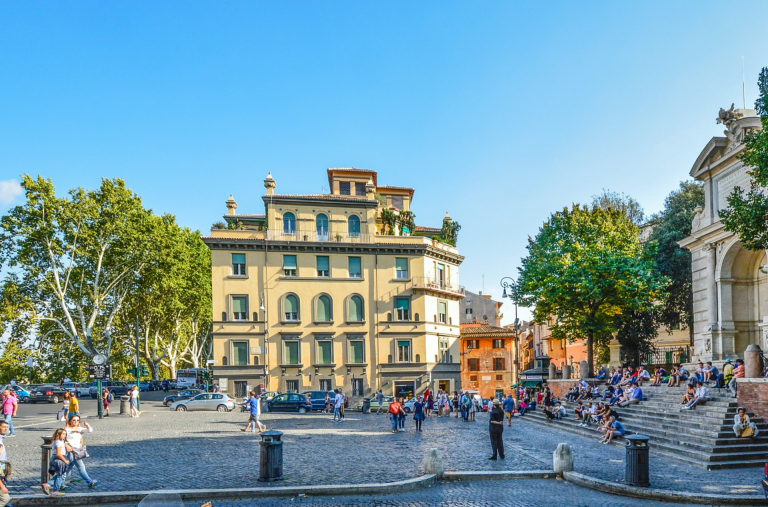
[717, 239, 768, 354]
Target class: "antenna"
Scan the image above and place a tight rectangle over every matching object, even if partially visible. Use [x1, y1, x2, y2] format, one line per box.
[743, 56, 747, 109]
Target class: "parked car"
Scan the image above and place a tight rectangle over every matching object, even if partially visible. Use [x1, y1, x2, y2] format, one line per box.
[61, 382, 90, 397]
[300, 390, 335, 411]
[1, 384, 31, 402]
[89, 381, 130, 399]
[259, 391, 280, 402]
[171, 393, 236, 412]
[402, 397, 417, 413]
[356, 396, 393, 412]
[267, 393, 312, 413]
[148, 380, 163, 391]
[163, 389, 203, 407]
[29, 385, 67, 403]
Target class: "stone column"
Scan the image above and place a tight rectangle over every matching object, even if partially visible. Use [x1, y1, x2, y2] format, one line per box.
[562, 364, 572, 380]
[704, 244, 718, 329]
[579, 361, 589, 379]
[553, 443, 574, 474]
[549, 363, 557, 380]
[744, 344, 763, 378]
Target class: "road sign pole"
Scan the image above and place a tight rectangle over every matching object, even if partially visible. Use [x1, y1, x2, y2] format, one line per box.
[97, 378, 103, 419]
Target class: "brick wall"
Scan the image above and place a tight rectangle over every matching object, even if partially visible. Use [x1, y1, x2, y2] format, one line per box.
[546, 380, 581, 399]
[736, 378, 768, 420]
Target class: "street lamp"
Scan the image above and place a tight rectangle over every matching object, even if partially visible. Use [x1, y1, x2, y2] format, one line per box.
[500, 277, 521, 385]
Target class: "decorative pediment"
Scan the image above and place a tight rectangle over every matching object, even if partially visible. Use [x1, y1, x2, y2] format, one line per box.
[690, 137, 728, 179]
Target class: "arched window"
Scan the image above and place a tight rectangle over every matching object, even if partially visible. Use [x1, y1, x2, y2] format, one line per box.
[348, 295, 364, 322]
[348, 215, 360, 238]
[316, 214, 329, 241]
[283, 212, 296, 234]
[284, 294, 299, 321]
[316, 294, 332, 322]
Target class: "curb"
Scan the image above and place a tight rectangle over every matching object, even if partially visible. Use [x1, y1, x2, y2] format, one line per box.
[563, 471, 768, 506]
[10, 474, 438, 507]
[443, 470, 555, 480]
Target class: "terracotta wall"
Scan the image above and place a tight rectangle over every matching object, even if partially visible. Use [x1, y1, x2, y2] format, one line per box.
[736, 378, 768, 420]
[546, 379, 581, 399]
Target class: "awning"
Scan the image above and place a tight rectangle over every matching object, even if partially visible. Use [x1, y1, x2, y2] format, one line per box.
[521, 381, 542, 388]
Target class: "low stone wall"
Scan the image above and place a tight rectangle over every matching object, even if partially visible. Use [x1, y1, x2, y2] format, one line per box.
[736, 378, 768, 420]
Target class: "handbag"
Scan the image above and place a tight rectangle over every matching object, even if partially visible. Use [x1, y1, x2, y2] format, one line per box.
[741, 426, 755, 438]
[56, 410, 65, 422]
[72, 446, 90, 460]
[0, 460, 11, 479]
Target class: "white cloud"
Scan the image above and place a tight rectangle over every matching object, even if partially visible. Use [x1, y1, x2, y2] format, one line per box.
[0, 180, 23, 206]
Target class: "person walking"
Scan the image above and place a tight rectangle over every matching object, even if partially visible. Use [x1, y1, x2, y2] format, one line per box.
[375, 390, 384, 414]
[332, 389, 343, 422]
[67, 392, 79, 421]
[63, 415, 99, 489]
[240, 391, 266, 433]
[339, 389, 346, 421]
[61, 391, 71, 422]
[388, 397, 402, 433]
[1, 390, 16, 437]
[503, 393, 516, 427]
[129, 386, 140, 418]
[425, 392, 433, 417]
[397, 397, 406, 431]
[488, 399, 505, 460]
[413, 397, 425, 431]
[42, 428, 69, 497]
[0, 420, 11, 507]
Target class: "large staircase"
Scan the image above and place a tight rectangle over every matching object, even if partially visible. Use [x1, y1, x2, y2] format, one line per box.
[523, 383, 768, 469]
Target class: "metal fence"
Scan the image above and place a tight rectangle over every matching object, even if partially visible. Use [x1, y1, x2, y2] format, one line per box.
[621, 345, 690, 367]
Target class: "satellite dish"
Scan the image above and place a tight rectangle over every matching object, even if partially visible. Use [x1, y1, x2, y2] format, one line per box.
[93, 354, 107, 365]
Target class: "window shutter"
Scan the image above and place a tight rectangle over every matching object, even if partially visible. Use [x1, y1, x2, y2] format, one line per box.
[317, 256, 329, 271]
[284, 255, 297, 269]
[232, 253, 245, 264]
[395, 258, 408, 271]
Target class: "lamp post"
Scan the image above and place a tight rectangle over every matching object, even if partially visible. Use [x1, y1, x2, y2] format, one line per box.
[500, 277, 521, 385]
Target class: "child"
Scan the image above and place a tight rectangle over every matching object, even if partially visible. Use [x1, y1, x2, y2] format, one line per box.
[42, 428, 69, 496]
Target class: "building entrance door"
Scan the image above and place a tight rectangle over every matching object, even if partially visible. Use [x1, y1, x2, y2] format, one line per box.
[320, 379, 332, 392]
[393, 381, 415, 399]
[234, 381, 247, 398]
[351, 379, 363, 396]
[438, 380, 450, 393]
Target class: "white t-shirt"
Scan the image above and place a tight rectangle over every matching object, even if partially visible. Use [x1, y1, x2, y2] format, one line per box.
[131, 390, 139, 400]
[62, 400, 70, 409]
[52, 439, 66, 458]
[639, 370, 651, 379]
[65, 425, 92, 450]
[0, 436, 6, 463]
[334, 393, 343, 408]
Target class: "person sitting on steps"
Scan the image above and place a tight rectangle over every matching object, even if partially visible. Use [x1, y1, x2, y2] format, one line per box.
[668, 364, 688, 387]
[635, 366, 651, 386]
[609, 386, 624, 406]
[573, 401, 584, 421]
[705, 362, 722, 387]
[681, 384, 696, 405]
[601, 415, 626, 444]
[619, 385, 642, 407]
[729, 360, 745, 398]
[651, 366, 666, 386]
[681, 380, 710, 410]
[733, 407, 759, 438]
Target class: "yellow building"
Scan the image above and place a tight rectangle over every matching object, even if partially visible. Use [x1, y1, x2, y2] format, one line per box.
[202, 168, 465, 401]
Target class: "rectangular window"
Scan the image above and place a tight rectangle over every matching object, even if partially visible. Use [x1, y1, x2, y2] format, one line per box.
[319, 379, 332, 391]
[493, 358, 505, 371]
[395, 298, 410, 321]
[317, 340, 333, 364]
[232, 296, 248, 321]
[465, 308, 473, 314]
[397, 340, 411, 362]
[284, 341, 300, 365]
[391, 195, 404, 209]
[354, 182, 366, 196]
[232, 253, 246, 276]
[348, 256, 361, 278]
[339, 182, 351, 195]
[470, 375, 478, 382]
[467, 340, 479, 350]
[438, 301, 447, 324]
[439, 339, 449, 363]
[349, 340, 365, 363]
[468, 358, 479, 371]
[283, 255, 297, 277]
[496, 374, 504, 381]
[395, 258, 408, 279]
[316, 256, 329, 277]
[233, 342, 249, 366]
[286, 380, 299, 392]
[437, 263, 445, 287]
[493, 339, 505, 349]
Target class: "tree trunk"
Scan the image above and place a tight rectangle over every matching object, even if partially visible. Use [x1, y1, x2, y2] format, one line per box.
[149, 362, 160, 381]
[586, 331, 594, 378]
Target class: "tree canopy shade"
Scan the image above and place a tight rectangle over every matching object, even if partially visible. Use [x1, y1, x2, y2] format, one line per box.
[720, 67, 768, 251]
[518, 204, 667, 376]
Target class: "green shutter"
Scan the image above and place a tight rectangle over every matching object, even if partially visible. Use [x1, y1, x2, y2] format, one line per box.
[396, 299, 409, 310]
[232, 253, 245, 264]
[350, 341, 364, 363]
[349, 296, 362, 321]
[348, 257, 361, 276]
[317, 256, 329, 271]
[285, 295, 297, 314]
[395, 258, 408, 271]
[285, 342, 299, 364]
[232, 297, 246, 314]
[233, 342, 248, 366]
[283, 255, 297, 268]
[439, 302, 446, 314]
[398, 340, 409, 348]
[318, 341, 332, 364]
[317, 296, 331, 321]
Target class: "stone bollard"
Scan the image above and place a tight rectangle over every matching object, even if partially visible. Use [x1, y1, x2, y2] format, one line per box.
[40, 436, 52, 485]
[580, 361, 589, 379]
[548, 363, 556, 380]
[422, 448, 444, 478]
[562, 364, 572, 380]
[553, 443, 574, 474]
[744, 344, 763, 378]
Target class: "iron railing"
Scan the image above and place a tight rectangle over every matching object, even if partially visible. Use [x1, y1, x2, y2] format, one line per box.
[621, 345, 690, 367]
[266, 230, 374, 243]
[411, 277, 465, 296]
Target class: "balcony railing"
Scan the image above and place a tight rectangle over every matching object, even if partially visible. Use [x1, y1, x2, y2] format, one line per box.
[267, 230, 374, 244]
[411, 277, 465, 296]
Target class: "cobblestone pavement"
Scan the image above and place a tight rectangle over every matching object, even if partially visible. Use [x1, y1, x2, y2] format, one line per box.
[96, 479, 737, 507]
[2, 397, 765, 499]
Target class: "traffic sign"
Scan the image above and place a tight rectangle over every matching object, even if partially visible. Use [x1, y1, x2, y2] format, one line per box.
[88, 364, 111, 380]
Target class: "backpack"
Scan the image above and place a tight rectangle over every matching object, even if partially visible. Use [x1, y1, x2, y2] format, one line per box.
[107, 392, 114, 403]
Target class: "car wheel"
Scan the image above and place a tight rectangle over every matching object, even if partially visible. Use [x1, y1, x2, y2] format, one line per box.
[176, 405, 187, 412]
[405, 407, 411, 413]
[51, 395, 59, 404]
[216, 405, 228, 413]
[21, 396, 29, 403]
[298, 407, 307, 414]
[164, 401, 170, 407]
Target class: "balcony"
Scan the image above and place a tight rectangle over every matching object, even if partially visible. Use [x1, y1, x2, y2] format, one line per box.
[268, 230, 374, 244]
[411, 277, 465, 299]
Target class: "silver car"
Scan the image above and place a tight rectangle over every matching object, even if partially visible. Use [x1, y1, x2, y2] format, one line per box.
[171, 393, 236, 412]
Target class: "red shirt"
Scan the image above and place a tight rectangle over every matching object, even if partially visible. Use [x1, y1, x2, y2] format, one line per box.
[389, 402, 401, 414]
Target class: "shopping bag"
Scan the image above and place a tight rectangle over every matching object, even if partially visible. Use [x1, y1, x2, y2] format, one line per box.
[56, 410, 65, 422]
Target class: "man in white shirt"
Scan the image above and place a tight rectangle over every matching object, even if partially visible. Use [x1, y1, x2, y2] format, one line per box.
[0, 420, 10, 507]
[333, 389, 344, 422]
[682, 381, 711, 410]
[636, 366, 651, 386]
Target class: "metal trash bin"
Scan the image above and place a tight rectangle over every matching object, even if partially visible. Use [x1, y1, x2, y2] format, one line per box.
[362, 397, 371, 414]
[40, 436, 52, 484]
[259, 430, 284, 482]
[625, 434, 650, 487]
[119, 395, 130, 416]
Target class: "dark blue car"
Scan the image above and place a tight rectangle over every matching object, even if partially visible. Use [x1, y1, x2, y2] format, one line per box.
[301, 391, 335, 411]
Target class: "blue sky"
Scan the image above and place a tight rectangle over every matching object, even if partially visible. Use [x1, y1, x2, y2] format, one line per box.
[1, 2, 767, 323]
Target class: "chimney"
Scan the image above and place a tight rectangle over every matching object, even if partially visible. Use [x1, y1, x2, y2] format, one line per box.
[226, 195, 237, 215]
[264, 172, 276, 195]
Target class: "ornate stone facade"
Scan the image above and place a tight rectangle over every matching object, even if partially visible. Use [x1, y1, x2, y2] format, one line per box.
[679, 107, 765, 361]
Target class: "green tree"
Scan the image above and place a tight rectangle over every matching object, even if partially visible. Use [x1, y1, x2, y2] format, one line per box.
[720, 67, 768, 249]
[440, 215, 461, 246]
[648, 181, 705, 338]
[592, 189, 646, 226]
[0, 176, 154, 360]
[518, 204, 667, 376]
